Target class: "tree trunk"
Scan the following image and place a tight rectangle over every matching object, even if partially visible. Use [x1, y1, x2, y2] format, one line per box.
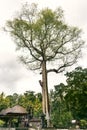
[42, 81, 46, 114]
[42, 61, 50, 127]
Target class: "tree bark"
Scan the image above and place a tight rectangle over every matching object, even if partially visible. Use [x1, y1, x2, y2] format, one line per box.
[42, 60, 50, 126]
[39, 80, 46, 114]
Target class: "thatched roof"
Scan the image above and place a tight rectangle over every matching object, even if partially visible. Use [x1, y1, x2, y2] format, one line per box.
[0, 105, 28, 116]
[11, 105, 28, 114]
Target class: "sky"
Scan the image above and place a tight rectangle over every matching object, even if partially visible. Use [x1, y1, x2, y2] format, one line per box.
[0, 0, 87, 95]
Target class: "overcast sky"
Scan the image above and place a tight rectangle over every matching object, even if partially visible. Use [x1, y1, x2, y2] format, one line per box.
[0, 0, 87, 95]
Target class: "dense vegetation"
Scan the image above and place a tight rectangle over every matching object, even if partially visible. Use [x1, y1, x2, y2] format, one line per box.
[0, 67, 87, 128]
[0, 91, 42, 117]
[50, 67, 87, 128]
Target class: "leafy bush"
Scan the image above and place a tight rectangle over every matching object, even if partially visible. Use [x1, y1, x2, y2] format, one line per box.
[0, 119, 5, 127]
[80, 119, 87, 128]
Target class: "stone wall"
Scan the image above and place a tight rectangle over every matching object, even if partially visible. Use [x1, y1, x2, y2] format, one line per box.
[0, 128, 15, 130]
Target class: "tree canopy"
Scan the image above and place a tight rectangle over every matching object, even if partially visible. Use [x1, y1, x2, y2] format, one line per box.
[6, 3, 84, 73]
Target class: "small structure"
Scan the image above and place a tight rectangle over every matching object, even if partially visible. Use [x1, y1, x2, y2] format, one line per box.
[0, 105, 28, 127]
[0, 105, 28, 115]
[0, 105, 42, 128]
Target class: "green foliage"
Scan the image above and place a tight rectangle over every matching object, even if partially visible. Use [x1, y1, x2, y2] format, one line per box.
[0, 93, 9, 111]
[5, 3, 84, 73]
[50, 85, 73, 128]
[80, 119, 87, 128]
[0, 91, 42, 118]
[51, 100, 73, 128]
[65, 67, 87, 119]
[0, 120, 5, 127]
[50, 67, 87, 127]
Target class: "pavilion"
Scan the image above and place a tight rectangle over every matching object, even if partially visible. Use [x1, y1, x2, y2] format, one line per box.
[0, 105, 28, 127]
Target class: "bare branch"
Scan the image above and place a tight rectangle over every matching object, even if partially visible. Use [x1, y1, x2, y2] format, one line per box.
[46, 56, 77, 74]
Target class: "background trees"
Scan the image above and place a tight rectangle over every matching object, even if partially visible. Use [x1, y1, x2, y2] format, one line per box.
[65, 67, 87, 120]
[0, 93, 9, 111]
[0, 91, 42, 118]
[50, 67, 87, 128]
[0, 91, 42, 127]
[5, 3, 84, 125]
[50, 84, 73, 128]
[0, 67, 87, 128]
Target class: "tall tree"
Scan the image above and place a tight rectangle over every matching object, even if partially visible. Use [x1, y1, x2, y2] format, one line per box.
[5, 3, 84, 126]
